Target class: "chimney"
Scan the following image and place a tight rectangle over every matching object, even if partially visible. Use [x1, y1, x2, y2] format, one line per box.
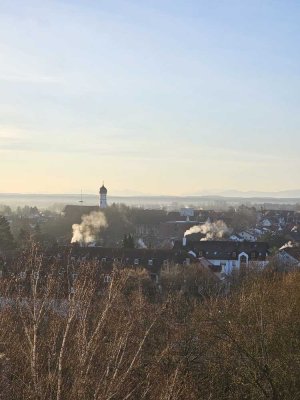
[182, 237, 187, 247]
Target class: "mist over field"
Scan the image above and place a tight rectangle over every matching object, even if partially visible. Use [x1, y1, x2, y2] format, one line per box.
[1, 193, 300, 211]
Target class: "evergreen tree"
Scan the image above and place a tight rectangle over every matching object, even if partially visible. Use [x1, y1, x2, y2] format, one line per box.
[33, 223, 42, 242]
[122, 234, 135, 249]
[0, 205, 12, 216]
[0, 215, 15, 250]
[17, 228, 30, 248]
[127, 234, 135, 249]
[122, 234, 128, 248]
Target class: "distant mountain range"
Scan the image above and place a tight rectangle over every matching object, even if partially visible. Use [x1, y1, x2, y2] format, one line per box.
[187, 189, 300, 198]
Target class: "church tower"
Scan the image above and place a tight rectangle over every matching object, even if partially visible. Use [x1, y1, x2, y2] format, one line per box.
[99, 183, 108, 208]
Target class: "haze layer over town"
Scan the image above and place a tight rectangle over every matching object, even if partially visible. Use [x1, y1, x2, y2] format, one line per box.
[1, 0, 300, 196]
[0, 2, 300, 400]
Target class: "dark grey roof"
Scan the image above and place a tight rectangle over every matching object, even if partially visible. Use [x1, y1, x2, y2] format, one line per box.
[60, 246, 190, 273]
[281, 247, 300, 261]
[174, 240, 269, 261]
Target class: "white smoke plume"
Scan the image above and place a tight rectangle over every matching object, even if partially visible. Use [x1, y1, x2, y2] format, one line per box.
[137, 238, 147, 249]
[184, 220, 231, 241]
[71, 211, 107, 244]
[279, 241, 295, 250]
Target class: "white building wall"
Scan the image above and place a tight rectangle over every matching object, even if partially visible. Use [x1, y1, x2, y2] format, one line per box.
[208, 252, 251, 275]
[99, 193, 107, 208]
[208, 259, 238, 275]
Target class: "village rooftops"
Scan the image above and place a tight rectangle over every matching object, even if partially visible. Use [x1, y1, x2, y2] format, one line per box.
[173, 240, 269, 261]
[63, 205, 99, 217]
[56, 246, 193, 273]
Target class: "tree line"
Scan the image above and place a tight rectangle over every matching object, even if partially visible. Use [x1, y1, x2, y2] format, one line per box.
[0, 248, 299, 399]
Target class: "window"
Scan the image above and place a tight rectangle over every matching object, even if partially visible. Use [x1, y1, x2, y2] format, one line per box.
[101, 257, 107, 262]
[232, 252, 237, 258]
[134, 259, 139, 265]
[104, 275, 112, 283]
[20, 271, 26, 279]
[148, 259, 153, 266]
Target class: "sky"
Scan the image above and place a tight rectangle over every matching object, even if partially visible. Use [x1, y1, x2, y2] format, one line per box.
[0, 0, 300, 196]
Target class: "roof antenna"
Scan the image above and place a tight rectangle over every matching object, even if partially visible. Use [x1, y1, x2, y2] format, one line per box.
[79, 189, 84, 203]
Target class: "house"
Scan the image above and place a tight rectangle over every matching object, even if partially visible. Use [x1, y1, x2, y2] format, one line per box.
[57, 246, 195, 283]
[67, 240, 269, 278]
[238, 230, 257, 242]
[284, 226, 300, 244]
[133, 209, 168, 239]
[229, 234, 243, 242]
[173, 239, 269, 275]
[63, 205, 100, 223]
[259, 210, 296, 229]
[278, 247, 300, 267]
[261, 219, 272, 228]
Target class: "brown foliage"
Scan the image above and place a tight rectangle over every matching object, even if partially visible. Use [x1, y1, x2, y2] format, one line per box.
[0, 249, 300, 399]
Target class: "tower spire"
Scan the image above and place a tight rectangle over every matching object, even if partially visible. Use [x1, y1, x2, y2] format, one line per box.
[99, 182, 108, 208]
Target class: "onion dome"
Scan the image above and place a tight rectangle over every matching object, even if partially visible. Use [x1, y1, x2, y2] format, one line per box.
[100, 184, 107, 194]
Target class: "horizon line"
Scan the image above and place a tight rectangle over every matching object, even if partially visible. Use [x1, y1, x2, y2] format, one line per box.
[1, 192, 300, 200]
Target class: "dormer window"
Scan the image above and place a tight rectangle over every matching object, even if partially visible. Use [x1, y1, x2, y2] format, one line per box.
[134, 259, 139, 265]
[20, 271, 26, 279]
[33, 272, 39, 280]
[148, 260, 153, 266]
[101, 257, 107, 262]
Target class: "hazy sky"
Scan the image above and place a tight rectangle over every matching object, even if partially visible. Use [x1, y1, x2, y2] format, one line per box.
[1, 0, 300, 195]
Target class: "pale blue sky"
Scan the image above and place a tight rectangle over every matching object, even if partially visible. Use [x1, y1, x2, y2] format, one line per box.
[0, 0, 299, 195]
